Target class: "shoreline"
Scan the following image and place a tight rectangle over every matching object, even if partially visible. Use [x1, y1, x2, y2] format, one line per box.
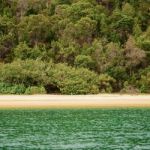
[0, 94, 150, 109]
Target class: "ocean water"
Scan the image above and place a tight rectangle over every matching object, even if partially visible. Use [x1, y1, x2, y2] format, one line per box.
[0, 108, 150, 150]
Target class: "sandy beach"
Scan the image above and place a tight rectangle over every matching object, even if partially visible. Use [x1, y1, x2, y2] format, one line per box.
[0, 94, 150, 108]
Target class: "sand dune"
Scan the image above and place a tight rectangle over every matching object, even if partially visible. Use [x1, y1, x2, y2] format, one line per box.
[0, 94, 150, 108]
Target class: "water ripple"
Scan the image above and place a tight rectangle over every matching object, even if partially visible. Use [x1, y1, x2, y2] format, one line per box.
[0, 108, 150, 149]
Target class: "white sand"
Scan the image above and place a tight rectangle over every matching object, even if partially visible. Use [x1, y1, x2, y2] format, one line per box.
[0, 94, 150, 108]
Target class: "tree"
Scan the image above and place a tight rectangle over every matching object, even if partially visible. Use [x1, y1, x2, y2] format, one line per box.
[63, 17, 97, 45]
[105, 42, 124, 69]
[98, 74, 116, 93]
[124, 36, 146, 73]
[137, 26, 150, 52]
[0, 60, 53, 86]
[17, 14, 52, 45]
[74, 55, 95, 69]
[50, 63, 100, 94]
[0, 0, 149, 94]
[50, 39, 79, 63]
[14, 42, 51, 60]
[0, 33, 14, 62]
[122, 3, 135, 17]
[138, 67, 150, 93]
[110, 9, 134, 43]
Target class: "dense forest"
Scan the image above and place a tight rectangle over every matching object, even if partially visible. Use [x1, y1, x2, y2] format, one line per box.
[0, 0, 149, 94]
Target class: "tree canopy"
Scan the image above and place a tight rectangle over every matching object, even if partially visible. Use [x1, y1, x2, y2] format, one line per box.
[0, 0, 149, 94]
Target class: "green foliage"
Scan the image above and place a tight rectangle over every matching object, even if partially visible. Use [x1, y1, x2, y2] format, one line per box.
[137, 27, 150, 51]
[25, 86, 46, 95]
[138, 68, 150, 93]
[0, 60, 100, 95]
[0, 83, 26, 94]
[51, 40, 79, 63]
[14, 42, 40, 60]
[0, 0, 149, 94]
[0, 15, 14, 35]
[98, 74, 116, 93]
[51, 64, 99, 94]
[106, 66, 128, 89]
[110, 10, 134, 43]
[17, 14, 52, 45]
[14, 42, 51, 60]
[104, 42, 124, 70]
[0, 33, 14, 62]
[122, 3, 135, 17]
[0, 60, 53, 86]
[89, 39, 106, 73]
[74, 55, 95, 69]
[121, 82, 140, 94]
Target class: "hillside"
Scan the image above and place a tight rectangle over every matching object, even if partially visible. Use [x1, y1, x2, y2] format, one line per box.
[0, 0, 149, 94]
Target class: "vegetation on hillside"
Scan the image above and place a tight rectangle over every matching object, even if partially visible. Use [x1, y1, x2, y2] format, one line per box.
[0, 0, 149, 94]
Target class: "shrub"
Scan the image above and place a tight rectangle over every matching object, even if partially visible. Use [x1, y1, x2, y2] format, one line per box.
[98, 74, 116, 93]
[51, 63, 99, 94]
[60, 79, 91, 95]
[124, 36, 146, 69]
[14, 42, 52, 61]
[18, 14, 52, 45]
[137, 38, 150, 51]
[25, 86, 46, 95]
[0, 61, 100, 95]
[14, 42, 41, 60]
[121, 82, 140, 94]
[0, 83, 26, 94]
[59, 78, 99, 95]
[0, 60, 53, 86]
[138, 73, 150, 93]
[137, 27, 150, 51]
[74, 55, 95, 69]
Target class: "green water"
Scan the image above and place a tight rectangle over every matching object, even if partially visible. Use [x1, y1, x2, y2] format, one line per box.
[0, 109, 150, 150]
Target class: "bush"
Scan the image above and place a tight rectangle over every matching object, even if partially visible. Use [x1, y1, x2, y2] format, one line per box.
[139, 40, 150, 51]
[51, 63, 99, 94]
[0, 60, 53, 86]
[14, 42, 41, 60]
[0, 61, 100, 95]
[98, 74, 116, 93]
[59, 78, 99, 95]
[60, 79, 92, 95]
[25, 86, 46, 95]
[0, 83, 26, 94]
[138, 73, 150, 93]
[137, 27, 150, 51]
[121, 82, 140, 94]
[14, 42, 51, 61]
[74, 55, 95, 69]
